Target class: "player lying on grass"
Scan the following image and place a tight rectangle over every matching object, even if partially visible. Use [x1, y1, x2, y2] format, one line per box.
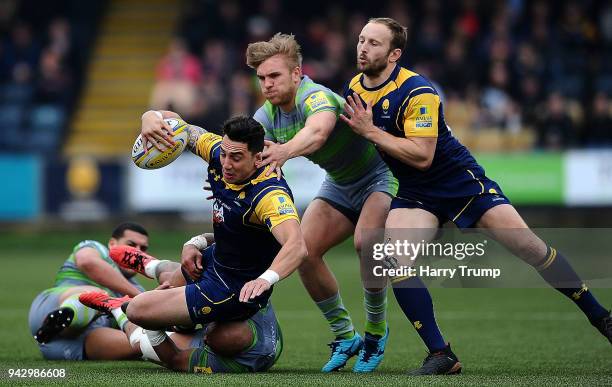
[28, 222, 165, 360]
[80, 243, 282, 373]
[119, 115, 306, 337]
[341, 17, 612, 374]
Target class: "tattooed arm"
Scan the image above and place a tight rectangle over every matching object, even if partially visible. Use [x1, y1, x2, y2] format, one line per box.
[185, 125, 209, 155]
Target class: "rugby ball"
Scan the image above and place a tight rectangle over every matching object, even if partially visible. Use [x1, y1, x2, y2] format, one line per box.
[131, 118, 189, 169]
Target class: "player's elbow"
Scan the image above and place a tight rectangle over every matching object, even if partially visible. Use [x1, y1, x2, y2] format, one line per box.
[292, 237, 308, 265]
[413, 155, 434, 171]
[76, 255, 99, 275]
[298, 239, 308, 263]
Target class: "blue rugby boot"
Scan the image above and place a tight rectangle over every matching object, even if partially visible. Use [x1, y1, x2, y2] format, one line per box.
[321, 333, 363, 372]
[352, 327, 389, 373]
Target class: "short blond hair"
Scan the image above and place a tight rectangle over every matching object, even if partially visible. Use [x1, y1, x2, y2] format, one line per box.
[246, 33, 302, 69]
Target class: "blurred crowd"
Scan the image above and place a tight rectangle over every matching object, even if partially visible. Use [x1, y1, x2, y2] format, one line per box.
[0, 0, 610, 154]
[0, 0, 102, 153]
[153, 0, 612, 150]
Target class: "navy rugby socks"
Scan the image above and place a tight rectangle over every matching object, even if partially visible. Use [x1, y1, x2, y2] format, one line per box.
[391, 276, 446, 352]
[535, 247, 608, 322]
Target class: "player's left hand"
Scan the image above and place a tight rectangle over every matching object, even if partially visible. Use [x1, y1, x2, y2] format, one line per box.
[340, 93, 376, 138]
[239, 278, 271, 302]
[258, 140, 286, 179]
[181, 244, 203, 280]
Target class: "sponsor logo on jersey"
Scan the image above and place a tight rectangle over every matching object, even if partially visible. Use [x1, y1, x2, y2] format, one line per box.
[415, 104, 433, 129]
[212, 200, 225, 224]
[275, 195, 295, 215]
[193, 366, 213, 374]
[305, 91, 333, 111]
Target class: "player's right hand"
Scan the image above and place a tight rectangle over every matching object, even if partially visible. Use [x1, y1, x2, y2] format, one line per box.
[141, 110, 175, 152]
[258, 140, 285, 179]
[181, 244, 203, 280]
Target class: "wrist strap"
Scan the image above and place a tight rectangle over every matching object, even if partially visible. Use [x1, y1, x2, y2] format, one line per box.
[258, 269, 280, 285]
[183, 235, 208, 250]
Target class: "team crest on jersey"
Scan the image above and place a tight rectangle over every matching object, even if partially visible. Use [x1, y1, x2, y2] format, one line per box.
[201, 306, 212, 314]
[382, 98, 390, 112]
[415, 104, 433, 128]
[212, 200, 225, 224]
[275, 195, 295, 215]
[305, 91, 332, 112]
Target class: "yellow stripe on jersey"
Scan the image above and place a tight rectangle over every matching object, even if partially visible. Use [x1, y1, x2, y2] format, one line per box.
[348, 68, 417, 107]
[253, 189, 299, 230]
[195, 132, 222, 163]
[402, 93, 440, 137]
[224, 166, 279, 191]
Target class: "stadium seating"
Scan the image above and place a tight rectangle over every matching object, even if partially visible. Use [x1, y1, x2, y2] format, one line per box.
[28, 104, 66, 154]
[64, 0, 179, 157]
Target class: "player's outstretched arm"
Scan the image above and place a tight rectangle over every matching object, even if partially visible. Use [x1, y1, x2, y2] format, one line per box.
[259, 111, 337, 176]
[140, 110, 182, 151]
[239, 219, 307, 302]
[75, 247, 142, 297]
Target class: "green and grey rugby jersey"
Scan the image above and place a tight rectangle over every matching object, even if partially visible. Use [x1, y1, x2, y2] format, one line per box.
[53, 240, 143, 295]
[254, 76, 385, 185]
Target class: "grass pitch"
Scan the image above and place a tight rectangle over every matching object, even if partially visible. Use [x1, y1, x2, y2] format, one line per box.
[0, 229, 610, 386]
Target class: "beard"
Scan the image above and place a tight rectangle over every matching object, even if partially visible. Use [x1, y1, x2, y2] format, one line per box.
[267, 88, 294, 108]
[358, 56, 388, 77]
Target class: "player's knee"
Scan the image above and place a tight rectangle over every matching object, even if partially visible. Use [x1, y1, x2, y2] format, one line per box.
[353, 234, 364, 255]
[125, 297, 148, 327]
[303, 236, 329, 261]
[205, 321, 253, 357]
[298, 251, 323, 273]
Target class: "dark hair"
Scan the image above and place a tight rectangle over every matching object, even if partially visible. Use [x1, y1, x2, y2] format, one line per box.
[111, 222, 149, 239]
[369, 17, 408, 52]
[222, 115, 265, 153]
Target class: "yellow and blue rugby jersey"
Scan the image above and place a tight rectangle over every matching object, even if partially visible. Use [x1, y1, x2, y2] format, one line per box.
[195, 133, 300, 279]
[344, 65, 484, 199]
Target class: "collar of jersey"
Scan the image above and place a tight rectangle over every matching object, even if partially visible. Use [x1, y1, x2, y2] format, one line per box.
[223, 165, 278, 191]
[359, 64, 401, 92]
[287, 75, 312, 112]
